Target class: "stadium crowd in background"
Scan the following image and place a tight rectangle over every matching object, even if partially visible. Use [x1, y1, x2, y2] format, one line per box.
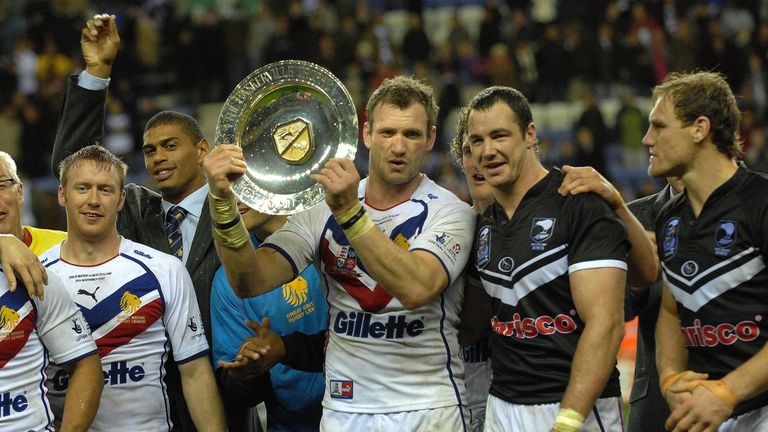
[2, 0, 768, 228]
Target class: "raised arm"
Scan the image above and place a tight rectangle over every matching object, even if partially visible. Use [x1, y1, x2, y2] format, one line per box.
[203, 145, 298, 297]
[312, 158, 474, 309]
[558, 267, 626, 421]
[558, 165, 659, 286]
[52, 14, 119, 174]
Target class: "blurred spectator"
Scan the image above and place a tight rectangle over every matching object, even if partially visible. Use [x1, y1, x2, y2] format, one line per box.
[615, 92, 647, 171]
[103, 97, 134, 157]
[478, 3, 501, 58]
[401, 13, 431, 69]
[574, 89, 608, 174]
[536, 22, 569, 101]
[666, 19, 698, 74]
[13, 36, 37, 95]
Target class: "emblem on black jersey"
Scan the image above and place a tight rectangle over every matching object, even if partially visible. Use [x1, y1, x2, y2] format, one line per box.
[530, 218, 555, 250]
[477, 225, 491, 268]
[714, 220, 737, 256]
[681, 260, 699, 277]
[498, 256, 515, 273]
[662, 217, 681, 260]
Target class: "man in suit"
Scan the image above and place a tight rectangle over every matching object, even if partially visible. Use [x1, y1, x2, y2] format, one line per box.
[51, 14, 220, 431]
[624, 178, 682, 431]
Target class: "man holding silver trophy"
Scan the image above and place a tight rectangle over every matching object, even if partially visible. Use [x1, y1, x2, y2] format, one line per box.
[207, 73, 475, 430]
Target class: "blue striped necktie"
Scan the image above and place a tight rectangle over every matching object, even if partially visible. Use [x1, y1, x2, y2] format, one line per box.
[165, 206, 188, 260]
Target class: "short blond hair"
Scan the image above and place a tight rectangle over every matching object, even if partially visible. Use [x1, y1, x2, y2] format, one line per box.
[59, 145, 128, 189]
[0, 151, 20, 183]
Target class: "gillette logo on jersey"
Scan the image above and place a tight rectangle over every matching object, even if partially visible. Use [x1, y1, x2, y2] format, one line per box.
[0, 392, 27, 418]
[491, 313, 577, 340]
[681, 318, 760, 347]
[333, 311, 424, 339]
[51, 361, 146, 391]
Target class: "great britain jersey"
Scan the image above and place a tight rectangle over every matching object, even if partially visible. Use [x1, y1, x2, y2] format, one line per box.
[0, 268, 97, 432]
[264, 175, 475, 413]
[656, 167, 768, 416]
[39, 238, 209, 431]
[468, 169, 628, 404]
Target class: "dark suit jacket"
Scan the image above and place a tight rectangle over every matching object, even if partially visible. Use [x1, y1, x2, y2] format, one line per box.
[54, 76, 221, 431]
[625, 185, 673, 432]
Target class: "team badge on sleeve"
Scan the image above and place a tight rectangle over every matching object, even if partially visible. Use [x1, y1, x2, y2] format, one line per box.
[477, 226, 491, 269]
[662, 217, 681, 260]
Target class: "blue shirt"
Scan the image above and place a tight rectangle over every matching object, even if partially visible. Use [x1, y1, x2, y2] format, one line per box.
[211, 234, 328, 431]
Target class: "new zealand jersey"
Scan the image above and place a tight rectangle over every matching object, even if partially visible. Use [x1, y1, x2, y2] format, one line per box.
[469, 169, 628, 404]
[40, 238, 209, 431]
[656, 167, 768, 416]
[264, 175, 475, 413]
[0, 269, 97, 432]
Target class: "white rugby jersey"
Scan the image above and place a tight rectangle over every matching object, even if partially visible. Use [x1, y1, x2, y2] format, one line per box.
[265, 176, 475, 413]
[0, 269, 97, 432]
[40, 238, 209, 431]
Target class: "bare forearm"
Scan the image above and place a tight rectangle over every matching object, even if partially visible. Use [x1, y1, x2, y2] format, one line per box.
[181, 359, 226, 432]
[560, 320, 624, 415]
[60, 356, 103, 432]
[723, 343, 768, 404]
[655, 288, 687, 379]
[349, 226, 446, 309]
[616, 204, 659, 286]
[215, 238, 292, 298]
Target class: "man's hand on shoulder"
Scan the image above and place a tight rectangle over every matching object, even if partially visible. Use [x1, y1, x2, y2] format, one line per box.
[0, 234, 47, 299]
[558, 165, 623, 210]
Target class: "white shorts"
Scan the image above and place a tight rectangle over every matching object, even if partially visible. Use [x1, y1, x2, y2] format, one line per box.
[320, 405, 469, 432]
[719, 405, 768, 431]
[485, 394, 624, 432]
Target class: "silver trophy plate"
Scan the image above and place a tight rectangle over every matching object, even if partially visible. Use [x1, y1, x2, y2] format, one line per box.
[215, 60, 358, 215]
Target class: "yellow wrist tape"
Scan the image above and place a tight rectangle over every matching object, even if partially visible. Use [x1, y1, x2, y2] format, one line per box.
[697, 380, 738, 409]
[209, 192, 250, 248]
[213, 220, 251, 249]
[208, 191, 239, 225]
[334, 202, 363, 226]
[553, 408, 585, 432]
[661, 370, 697, 396]
[343, 212, 375, 241]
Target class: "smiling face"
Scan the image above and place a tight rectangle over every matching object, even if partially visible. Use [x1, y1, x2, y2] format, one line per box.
[142, 123, 209, 204]
[643, 94, 697, 179]
[58, 161, 125, 243]
[467, 102, 537, 193]
[0, 164, 23, 239]
[363, 102, 436, 189]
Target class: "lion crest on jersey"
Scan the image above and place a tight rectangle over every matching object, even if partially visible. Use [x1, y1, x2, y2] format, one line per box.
[120, 292, 142, 314]
[283, 276, 309, 306]
[0, 306, 19, 330]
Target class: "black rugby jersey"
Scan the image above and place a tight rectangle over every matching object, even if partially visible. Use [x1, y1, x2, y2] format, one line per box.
[469, 169, 628, 404]
[656, 167, 768, 416]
